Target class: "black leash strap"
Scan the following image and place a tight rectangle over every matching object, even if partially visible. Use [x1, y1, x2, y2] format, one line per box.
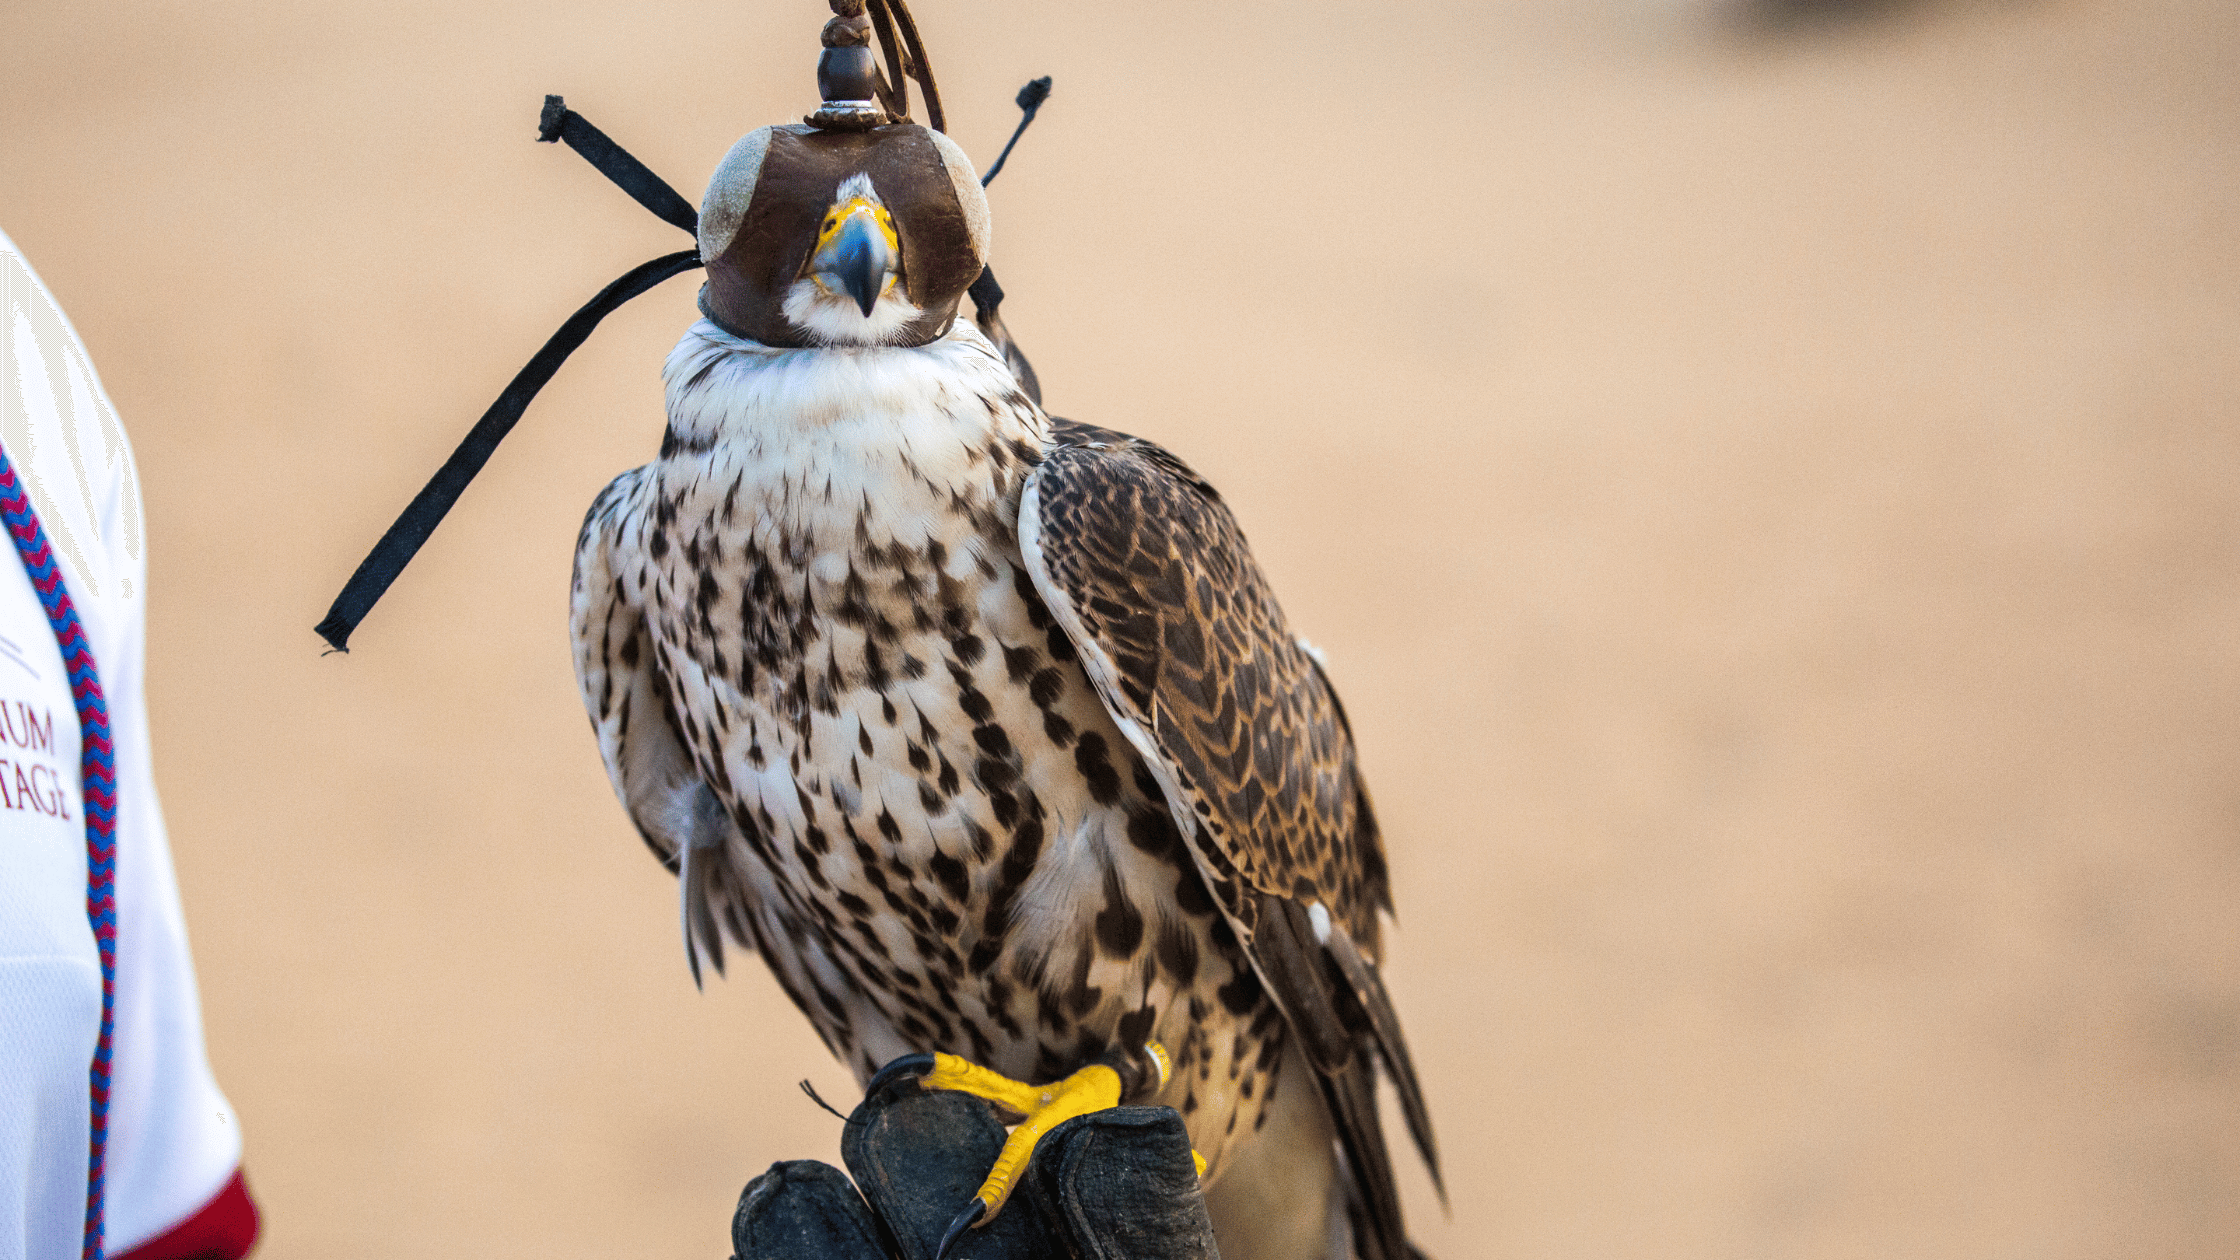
[315, 97, 705, 653]
[318, 79, 1053, 653]
[315, 248, 704, 652]
[538, 96, 701, 236]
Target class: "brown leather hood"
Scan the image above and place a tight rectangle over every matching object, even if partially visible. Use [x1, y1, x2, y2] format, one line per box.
[700, 123, 985, 347]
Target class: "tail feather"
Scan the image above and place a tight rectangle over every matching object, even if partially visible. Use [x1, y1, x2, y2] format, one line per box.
[1255, 895, 1433, 1260]
[1325, 923, 1443, 1201]
[1316, 1056, 1406, 1260]
[677, 781, 743, 989]
[679, 826, 720, 989]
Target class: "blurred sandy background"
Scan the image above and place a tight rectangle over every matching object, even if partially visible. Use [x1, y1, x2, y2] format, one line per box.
[4, 0, 2237, 1256]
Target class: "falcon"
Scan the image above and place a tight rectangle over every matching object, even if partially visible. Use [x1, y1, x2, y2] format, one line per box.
[569, 111, 1440, 1260]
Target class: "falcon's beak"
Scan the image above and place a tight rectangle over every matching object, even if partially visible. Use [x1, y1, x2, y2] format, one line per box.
[807, 195, 900, 317]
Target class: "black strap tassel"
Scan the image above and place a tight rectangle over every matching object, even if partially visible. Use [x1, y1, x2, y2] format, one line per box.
[538, 96, 701, 235]
[978, 76, 1050, 188]
[314, 247, 703, 653]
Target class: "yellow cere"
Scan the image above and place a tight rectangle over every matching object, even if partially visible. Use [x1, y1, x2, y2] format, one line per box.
[816, 196, 900, 255]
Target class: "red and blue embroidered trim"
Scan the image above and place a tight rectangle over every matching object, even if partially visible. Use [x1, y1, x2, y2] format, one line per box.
[0, 448, 119, 1260]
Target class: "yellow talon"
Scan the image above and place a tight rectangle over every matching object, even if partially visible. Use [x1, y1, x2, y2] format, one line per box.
[913, 1041, 1172, 1226]
[970, 1060, 1121, 1218]
[921, 1052, 1049, 1117]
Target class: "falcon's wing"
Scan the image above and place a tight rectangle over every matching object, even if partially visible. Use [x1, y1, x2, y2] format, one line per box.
[1018, 420, 1441, 1260]
[571, 465, 763, 987]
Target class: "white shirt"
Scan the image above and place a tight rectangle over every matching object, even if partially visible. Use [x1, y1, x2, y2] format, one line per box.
[0, 229, 241, 1259]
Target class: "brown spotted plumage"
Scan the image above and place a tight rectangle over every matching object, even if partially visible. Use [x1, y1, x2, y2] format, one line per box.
[570, 120, 1436, 1260]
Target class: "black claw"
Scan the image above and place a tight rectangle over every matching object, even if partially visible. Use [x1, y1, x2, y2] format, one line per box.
[1096, 1044, 1158, 1102]
[935, 1198, 987, 1260]
[865, 1051, 938, 1098]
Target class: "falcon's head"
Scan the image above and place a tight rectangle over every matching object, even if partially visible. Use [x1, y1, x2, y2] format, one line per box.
[696, 123, 989, 348]
[784, 173, 913, 344]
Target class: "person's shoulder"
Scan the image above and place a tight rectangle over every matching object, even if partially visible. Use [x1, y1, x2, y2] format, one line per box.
[2, 226, 146, 607]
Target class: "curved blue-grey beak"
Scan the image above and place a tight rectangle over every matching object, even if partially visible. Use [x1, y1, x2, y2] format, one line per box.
[813, 212, 897, 317]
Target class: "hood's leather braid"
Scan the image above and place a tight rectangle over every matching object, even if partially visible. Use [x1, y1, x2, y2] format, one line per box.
[843, 0, 945, 133]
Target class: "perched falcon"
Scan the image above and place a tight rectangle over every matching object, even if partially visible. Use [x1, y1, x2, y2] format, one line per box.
[570, 116, 1439, 1260]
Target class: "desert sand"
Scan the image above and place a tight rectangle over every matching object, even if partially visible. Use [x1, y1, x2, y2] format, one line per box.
[2, 0, 2235, 1256]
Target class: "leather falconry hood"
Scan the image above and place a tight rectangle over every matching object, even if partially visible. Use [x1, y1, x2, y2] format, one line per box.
[314, 0, 1049, 653]
[699, 0, 990, 346]
[697, 121, 990, 347]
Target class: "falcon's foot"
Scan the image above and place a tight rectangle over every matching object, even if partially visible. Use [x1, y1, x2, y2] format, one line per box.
[866, 1041, 1200, 1257]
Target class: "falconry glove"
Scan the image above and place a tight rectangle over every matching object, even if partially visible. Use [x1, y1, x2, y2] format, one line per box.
[734, 1083, 1218, 1260]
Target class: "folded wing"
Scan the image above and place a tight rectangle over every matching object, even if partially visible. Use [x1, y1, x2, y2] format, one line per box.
[1018, 421, 1441, 1260]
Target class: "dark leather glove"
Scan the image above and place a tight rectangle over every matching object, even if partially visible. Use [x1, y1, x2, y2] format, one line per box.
[731, 1080, 1221, 1260]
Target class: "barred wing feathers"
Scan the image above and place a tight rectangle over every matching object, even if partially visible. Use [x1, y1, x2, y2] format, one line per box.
[1017, 420, 1441, 1260]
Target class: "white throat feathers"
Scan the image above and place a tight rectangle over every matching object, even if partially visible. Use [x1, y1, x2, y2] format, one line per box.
[661, 317, 1046, 549]
[782, 278, 923, 346]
